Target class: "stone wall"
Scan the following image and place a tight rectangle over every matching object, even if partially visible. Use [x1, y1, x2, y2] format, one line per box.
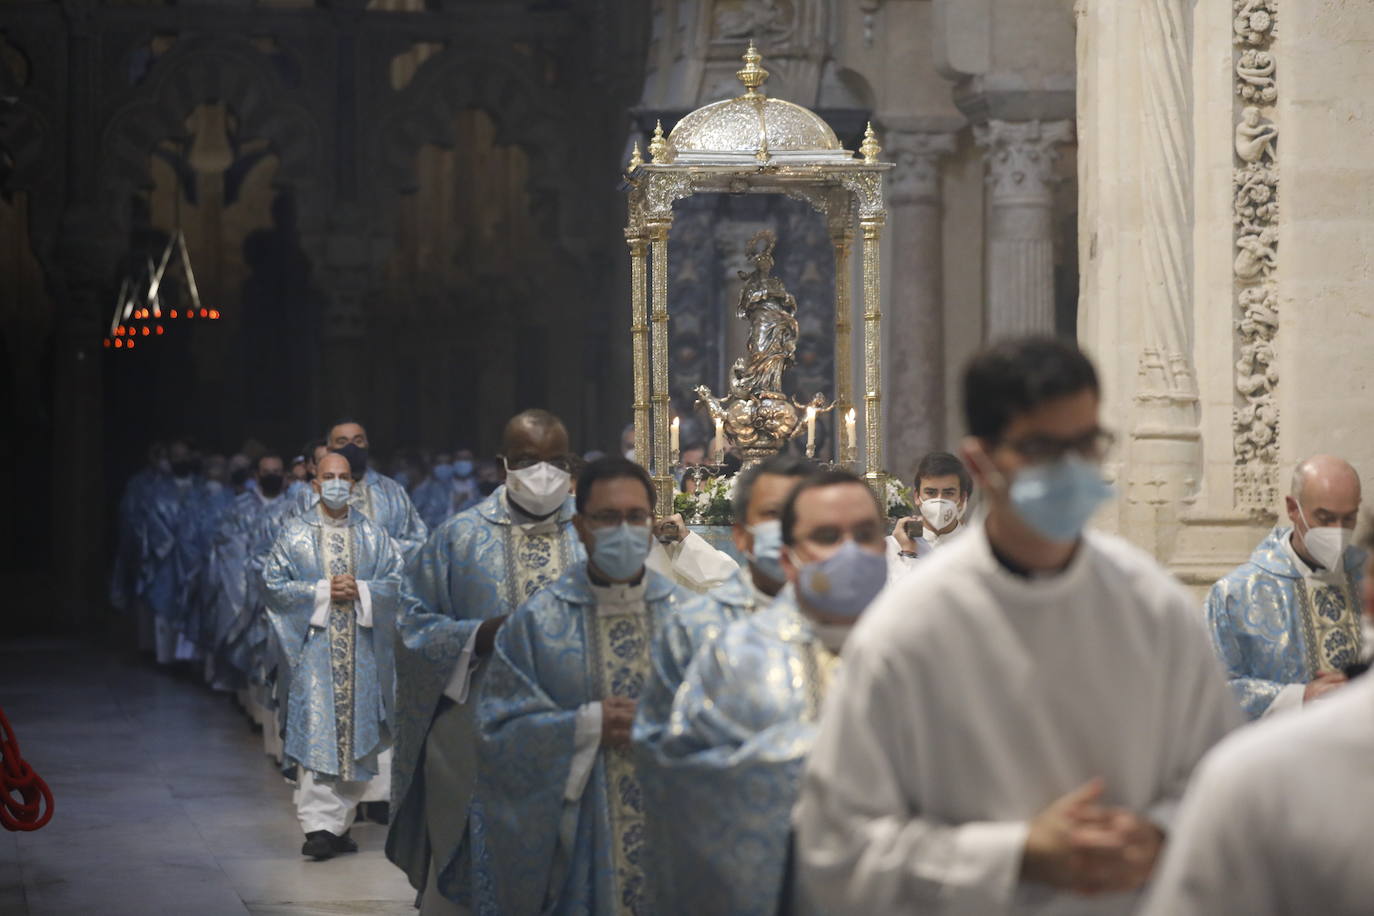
[1078, 0, 1374, 592]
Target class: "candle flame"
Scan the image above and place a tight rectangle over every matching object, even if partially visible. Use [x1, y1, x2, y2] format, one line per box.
[846, 408, 856, 422]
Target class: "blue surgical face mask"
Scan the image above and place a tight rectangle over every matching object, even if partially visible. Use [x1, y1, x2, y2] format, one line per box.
[793, 539, 888, 620]
[1008, 454, 1114, 543]
[453, 460, 475, 478]
[747, 520, 786, 584]
[590, 522, 652, 581]
[432, 463, 455, 482]
[319, 479, 353, 510]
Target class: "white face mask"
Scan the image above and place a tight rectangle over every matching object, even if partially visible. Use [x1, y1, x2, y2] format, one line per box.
[1298, 506, 1353, 572]
[812, 622, 853, 654]
[919, 498, 963, 533]
[504, 460, 572, 517]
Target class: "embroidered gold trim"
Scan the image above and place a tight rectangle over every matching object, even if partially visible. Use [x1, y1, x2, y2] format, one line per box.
[1299, 576, 1362, 673]
[589, 603, 650, 915]
[324, 524, 357, 780]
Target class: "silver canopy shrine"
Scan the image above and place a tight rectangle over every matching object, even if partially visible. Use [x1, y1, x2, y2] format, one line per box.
[623, 42, 894, 516]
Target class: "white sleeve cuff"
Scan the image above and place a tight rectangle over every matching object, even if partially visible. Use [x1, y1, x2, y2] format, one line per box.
[564, 702, 602, 802]
[356, 580, 372, 628]
[668, 531, 740, 592]
[948, 820, 1030, 908]
[1263, 682, 1306, 717]
[441, 625, 484, 704]
[310, 580, 331, 628]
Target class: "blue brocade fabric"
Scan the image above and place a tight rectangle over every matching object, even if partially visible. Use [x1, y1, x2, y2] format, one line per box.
[456, 565, 711, 916]
[635, 587, 829, 916]
[262, 509, 403, 779]
[1206, 525, 1365, 718]
[386, 487, 582, 889]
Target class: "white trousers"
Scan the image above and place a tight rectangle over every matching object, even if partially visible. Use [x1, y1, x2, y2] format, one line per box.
[292, 748, 394, 834]
[294, 769, 369, 835]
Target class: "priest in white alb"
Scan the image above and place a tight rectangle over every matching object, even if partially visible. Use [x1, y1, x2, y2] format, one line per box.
[794, 338, 1241, 915]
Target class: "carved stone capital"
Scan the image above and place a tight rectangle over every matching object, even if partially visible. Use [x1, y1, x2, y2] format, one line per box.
[885, 131, 957, 205]
[973, 119, 1073, 205]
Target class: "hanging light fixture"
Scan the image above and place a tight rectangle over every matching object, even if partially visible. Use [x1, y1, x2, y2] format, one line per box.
[104, 227, 215, 352]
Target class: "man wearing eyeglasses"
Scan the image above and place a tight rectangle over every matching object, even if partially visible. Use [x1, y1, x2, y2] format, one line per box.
[795, 336, 1240, 915]
[636, 466, 887, 915]
[387, 409, 584, 915]
[458, 455, 715, 915]
[1205, 454, 1366, 719]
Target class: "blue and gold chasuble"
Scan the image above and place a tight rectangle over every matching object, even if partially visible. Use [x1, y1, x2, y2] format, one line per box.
[1207, 525, 1365, 718]
[633, 568, 758, 789]
[636, 586, 837, 916]
[263, 508, 403, 779]
[387, 486, 582, 890]
[460, 566, 709, 916]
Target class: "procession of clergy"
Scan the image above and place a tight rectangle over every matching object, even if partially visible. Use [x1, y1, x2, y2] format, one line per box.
[108, 335, 1373, 915]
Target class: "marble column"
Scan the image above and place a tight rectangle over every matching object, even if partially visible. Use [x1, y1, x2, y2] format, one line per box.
[974, 119, 1073, 340]
[884, 130, 956, 481]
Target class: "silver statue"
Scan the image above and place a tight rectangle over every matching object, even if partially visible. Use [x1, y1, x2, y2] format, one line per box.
[695, 230, 832, 465]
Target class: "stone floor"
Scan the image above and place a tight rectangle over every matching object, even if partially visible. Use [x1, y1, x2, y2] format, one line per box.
[0, 639, 416, 915]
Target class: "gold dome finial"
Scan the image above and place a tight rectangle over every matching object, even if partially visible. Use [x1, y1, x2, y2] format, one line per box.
[628, 141, 643, 170]
[860, 122, 882, 163]
[649, 120, 670, 163]
[736, 41, 769, 98]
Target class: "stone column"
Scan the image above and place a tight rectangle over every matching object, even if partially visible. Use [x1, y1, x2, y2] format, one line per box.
[51, 208, 121, 636]
[974, 119, 1073, 340]
[314, 206, 380, 426]
[884, 130, 956, 481]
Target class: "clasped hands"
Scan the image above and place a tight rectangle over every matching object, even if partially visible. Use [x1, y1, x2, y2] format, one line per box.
[329, 574, 359, 603]
[600, 696, 637, 749]
[1021, 778, 1164, 897]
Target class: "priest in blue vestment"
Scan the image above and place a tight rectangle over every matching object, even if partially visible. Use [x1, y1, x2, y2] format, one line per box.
[205, 453, 288, 690]
[236, 464, 305, 763]
[458, 456, 714, 916]
[633, 455, 811, 911]
[637, 469, 889, 916]
[413, 457, 458, 530]
[1207, 454, 1366, 718]
[388, 410, 584, 915]
[110, 441, 168, 618]
[263, 451, 404, 859]
[289, 419, 428, 560]
[143, 441, 218, 665]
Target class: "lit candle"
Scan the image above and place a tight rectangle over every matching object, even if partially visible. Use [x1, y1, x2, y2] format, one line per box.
[805, 405, 817, 457]
[713, 417, 725, 465]
[845, 408, 857, 464]
[670, 417, 680, 466]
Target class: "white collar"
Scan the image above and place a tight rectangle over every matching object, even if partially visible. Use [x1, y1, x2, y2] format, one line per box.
[589, 577, 647, 615]
[925, 521, 963, 547]
[319, 506, 349, 527]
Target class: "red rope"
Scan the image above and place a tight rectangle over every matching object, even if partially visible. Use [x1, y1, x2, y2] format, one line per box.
[0, 705, 53, 831]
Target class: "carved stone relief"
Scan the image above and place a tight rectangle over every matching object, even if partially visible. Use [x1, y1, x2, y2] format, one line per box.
[1230, 0, 1279, 515]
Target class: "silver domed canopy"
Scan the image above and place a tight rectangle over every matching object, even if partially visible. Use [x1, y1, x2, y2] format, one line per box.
[660, 43, 854, 165]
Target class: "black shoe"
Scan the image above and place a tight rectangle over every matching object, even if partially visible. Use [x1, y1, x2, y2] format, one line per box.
[364, 801, 390, 825]
[332, 830, 358, 854]
[301, 830, 337, 860]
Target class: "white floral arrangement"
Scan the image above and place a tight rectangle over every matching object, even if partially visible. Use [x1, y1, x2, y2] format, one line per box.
[673, 473, 738, 526]
[884, 476, 915, 519]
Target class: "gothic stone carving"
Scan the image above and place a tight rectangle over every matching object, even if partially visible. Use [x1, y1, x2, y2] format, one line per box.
[1231, 0, 1279, 514]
